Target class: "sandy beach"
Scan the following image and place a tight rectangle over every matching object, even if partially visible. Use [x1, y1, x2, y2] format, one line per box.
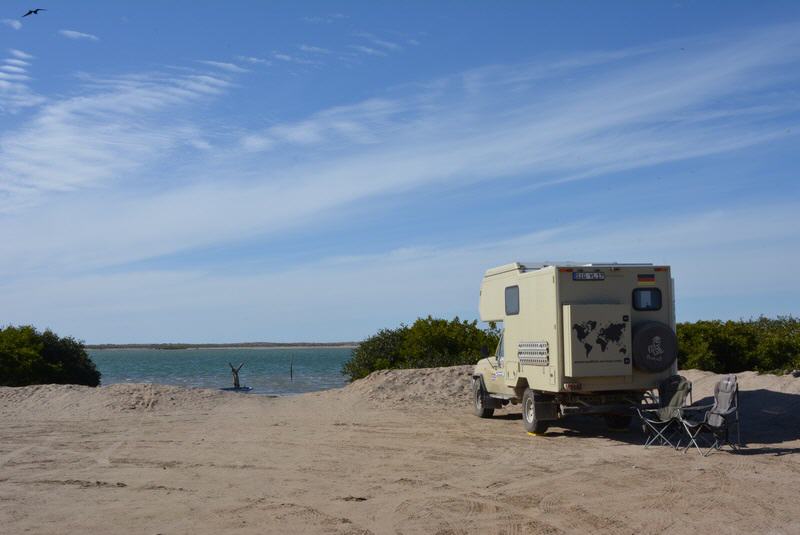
[1, 367, 799, 534]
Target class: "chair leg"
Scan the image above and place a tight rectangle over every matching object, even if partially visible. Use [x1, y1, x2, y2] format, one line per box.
[725, 421, 741, 453]
[673, 424, 685, 450]
[642, 423, 657, 448]
[643, 422, 674, 448]
[642, 420, 660, 447]
[703, 439, 720, 457]
[683, 424, 704, 455]
[736, 420, 742, 448]
[644, 427, 664, 448]
[703, 432, 722, 456]
[657, 422, 677, 448]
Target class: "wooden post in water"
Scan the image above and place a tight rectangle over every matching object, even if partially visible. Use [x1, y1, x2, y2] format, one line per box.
[289, 357, 293, 382]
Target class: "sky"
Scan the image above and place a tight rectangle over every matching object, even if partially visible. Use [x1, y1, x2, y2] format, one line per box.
[1, 1, 799, 343]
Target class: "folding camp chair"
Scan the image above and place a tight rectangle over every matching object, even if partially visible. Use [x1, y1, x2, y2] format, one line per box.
[637, 375, 692, 448]
[679, 374, 741, 456]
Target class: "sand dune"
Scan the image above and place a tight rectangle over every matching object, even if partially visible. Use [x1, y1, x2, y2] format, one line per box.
[1, 367, 799, 534]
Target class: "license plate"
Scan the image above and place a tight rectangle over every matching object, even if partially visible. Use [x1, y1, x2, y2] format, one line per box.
[573, 272, 605, 281]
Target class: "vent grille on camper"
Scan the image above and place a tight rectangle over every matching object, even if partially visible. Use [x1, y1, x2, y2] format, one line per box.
[518, 341, 549, 366]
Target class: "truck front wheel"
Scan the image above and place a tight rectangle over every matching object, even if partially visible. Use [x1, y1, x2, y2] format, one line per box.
[522, 389, 550, 434]
[473, 378, 495, 418]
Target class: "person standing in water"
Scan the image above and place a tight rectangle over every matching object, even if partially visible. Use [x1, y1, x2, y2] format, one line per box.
[229, 362, 244, 388]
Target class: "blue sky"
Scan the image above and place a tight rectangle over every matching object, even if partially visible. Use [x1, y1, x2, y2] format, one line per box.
[1, 1, 799, 343]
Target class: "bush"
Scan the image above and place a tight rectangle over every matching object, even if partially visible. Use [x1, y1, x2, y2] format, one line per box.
[345, 315, 800, 381]
[342, 316, 499, 381]
[677, 316, 800, 374]
[0, 325, 101, 387]
[342, 326, 409, 381]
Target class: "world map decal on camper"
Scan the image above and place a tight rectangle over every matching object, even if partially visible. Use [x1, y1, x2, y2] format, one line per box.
[572, 321, 627, 358]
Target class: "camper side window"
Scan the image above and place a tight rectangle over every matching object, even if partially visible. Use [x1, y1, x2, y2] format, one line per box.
[495, 332, 504, 366]
[505, 286, 520, 315]
[494, 332, 505, 368]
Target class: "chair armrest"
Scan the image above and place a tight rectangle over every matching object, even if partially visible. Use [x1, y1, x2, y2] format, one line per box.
[678, 403, 715, 423]
[637, 407, 681, 423]
[713, 407, 739, 419]
[680, 403, 714, 413]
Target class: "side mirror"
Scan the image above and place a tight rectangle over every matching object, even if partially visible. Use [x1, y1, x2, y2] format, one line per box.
[480, 345, 489, 359]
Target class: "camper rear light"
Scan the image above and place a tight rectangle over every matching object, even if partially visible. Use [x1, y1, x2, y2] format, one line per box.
[563, 382, 582, 391]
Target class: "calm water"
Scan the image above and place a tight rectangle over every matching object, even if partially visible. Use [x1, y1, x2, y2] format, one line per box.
[89, 347, 353, 396]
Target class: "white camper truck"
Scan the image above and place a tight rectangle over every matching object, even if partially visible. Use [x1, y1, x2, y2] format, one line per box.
[472, 262, 677, 433]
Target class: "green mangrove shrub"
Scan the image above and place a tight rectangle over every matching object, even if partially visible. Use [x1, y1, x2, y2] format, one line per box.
[342, 316, 499, 381]
[0, 325, 101, 387]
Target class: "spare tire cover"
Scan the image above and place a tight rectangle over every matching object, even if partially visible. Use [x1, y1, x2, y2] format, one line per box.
[632, 322, 677, 373]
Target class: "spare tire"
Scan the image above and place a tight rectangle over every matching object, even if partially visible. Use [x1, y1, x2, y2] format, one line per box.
[632, 322, 677, 373]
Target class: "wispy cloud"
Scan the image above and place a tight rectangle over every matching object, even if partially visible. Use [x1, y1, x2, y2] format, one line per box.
[9, 49, 33, 60]
[240, 98, 405, 151]
[0, 68, 236, 207]
[2, 19, 22, 30]
[301, 13, 347, 24]
[347, 45, 386, 57]
[240, 134, 275, 152]
[1, 23, 799, 300]
[4, 201, 798, 342]
[299, 44, 331, 55]
[236, 55, 271, 65]
[198, 60, 248, 73]
[271, 52, 317, 65]
[59, 29, 100, 41]
[0, 65, 26, 74]
[354, 32, 402, 51]
[0, 50, 44, 113]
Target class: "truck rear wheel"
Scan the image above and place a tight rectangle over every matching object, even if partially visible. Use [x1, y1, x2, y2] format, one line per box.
[522, 388, 549, 434]
[473, 378, 495, 418]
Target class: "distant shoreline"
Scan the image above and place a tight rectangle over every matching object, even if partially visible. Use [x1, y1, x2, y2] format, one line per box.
[86, 342, 359, 350]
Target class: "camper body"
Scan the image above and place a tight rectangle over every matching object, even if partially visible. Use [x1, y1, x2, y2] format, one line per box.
[472, 262, 677, 433]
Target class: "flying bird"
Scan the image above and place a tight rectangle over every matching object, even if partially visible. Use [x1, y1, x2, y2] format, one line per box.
[22, 8, 47, 17]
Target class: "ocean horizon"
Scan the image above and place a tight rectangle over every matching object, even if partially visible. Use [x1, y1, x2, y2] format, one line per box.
[89, 347, 354, 396]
